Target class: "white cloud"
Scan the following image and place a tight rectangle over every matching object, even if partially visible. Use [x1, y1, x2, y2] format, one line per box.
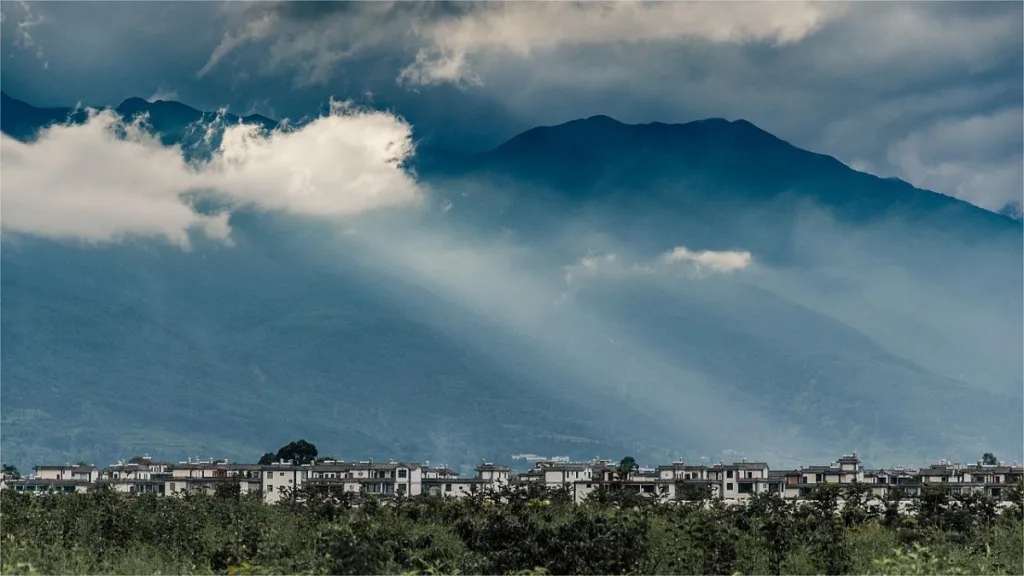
[198, 2, 841, 88]
[147, 87, 179, 102]
[205, 100, 420, 216]
[0, 101, 422, 247]
[197, 11, 275, 79]
[0, 110, 225, 248]
[399, 1, 843, 86]
[662, 246, 754, 274]
[885, 108, 1024, 211]
[562, 246, 752, 293]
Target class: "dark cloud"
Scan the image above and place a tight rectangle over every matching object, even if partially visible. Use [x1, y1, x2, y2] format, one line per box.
[267, 0, 476, 22]
[1, 1, 1020, 209]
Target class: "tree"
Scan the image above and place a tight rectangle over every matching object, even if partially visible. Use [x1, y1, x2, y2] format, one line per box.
[1, 464, 20, 479]
[260, 439, 319, 466]
[616, 456, 638, 482]
[982, 452, 998, 465]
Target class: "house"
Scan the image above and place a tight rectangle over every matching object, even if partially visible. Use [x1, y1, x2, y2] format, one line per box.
[964, 462, 1024, 500]
[7, 451, 1020, 506]
[422, 465, 459, 480]
[32, 464, 99, 483]
[719, 460, 771, 500]
[4, 478, 91, 494]
[421, 462, 511, 498]
[257, 460, 308, 503]
[303, 460, 424, 499]
[476, 462, 512, 485]
[97, 459, 171, 495]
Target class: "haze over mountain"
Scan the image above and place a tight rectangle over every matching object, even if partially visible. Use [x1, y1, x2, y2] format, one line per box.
[1, 92, 1021, 472]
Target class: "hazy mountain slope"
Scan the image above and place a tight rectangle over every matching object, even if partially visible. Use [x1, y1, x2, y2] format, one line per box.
[1, 216, 676, 470]
[418, 114, 1023, 400]
[1, 95, 1020, 469]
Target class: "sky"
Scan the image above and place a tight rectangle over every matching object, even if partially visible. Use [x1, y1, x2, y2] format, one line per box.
[1, 0, 1021, 214]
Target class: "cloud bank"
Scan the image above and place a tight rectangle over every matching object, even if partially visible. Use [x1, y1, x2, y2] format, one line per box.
[0, 101, 421, 247]
[2, 2, 1019, 213]
[398, 1, 842, 86]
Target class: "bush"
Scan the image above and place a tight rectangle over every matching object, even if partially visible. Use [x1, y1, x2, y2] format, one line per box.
[2, 484, 1022, 575]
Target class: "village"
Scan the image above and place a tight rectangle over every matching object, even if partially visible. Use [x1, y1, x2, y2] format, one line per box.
[3, 452, 1022, 506]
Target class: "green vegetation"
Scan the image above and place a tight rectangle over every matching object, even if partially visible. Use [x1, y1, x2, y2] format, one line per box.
[2, 480, 1021, 575]
[257, 440, 319, 466]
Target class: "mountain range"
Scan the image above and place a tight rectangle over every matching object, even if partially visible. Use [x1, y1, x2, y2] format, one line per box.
[1, 92, 1021, 472]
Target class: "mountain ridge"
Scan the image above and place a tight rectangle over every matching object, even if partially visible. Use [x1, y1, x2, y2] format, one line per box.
[3, 91, 1017, 229]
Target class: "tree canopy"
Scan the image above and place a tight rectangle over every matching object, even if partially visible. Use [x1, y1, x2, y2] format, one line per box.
[983, 452, 998, 466]
[1, 464, 20, 479]
[616, 456, 638, 482]
[258, 439, 319, 466]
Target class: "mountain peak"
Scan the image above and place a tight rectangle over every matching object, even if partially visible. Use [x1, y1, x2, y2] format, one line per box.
[118, 96, 149, 108]
[582, 114, 623, 125]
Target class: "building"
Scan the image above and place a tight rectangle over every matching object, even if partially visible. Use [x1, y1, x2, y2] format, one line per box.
[4, 452, 1021, 506]
[304, 460, 424, 498]
[33, 464, 99, 483]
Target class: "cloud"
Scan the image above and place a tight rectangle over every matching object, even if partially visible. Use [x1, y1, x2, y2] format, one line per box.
[884, 108, 1024, 211]
[0, 101, 422, 247]
[147, 87, 179, 102]
[3, 1, 48, 69]
[1, 2, 1020, 214]
[398, 1, 844, 86]
[0, 110, 226, 248]
[197, 1, 842, 89]
[562, 246, 753, 293]
[662, 246, 754, 274]
[197, 10, 275, 79]
[196, 2, 431, 87]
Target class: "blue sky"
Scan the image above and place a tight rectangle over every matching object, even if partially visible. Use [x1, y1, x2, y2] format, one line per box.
[2, 1, 1021, 212]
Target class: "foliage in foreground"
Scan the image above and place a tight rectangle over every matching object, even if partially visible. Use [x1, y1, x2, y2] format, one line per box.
[1, 481, 1022, 575]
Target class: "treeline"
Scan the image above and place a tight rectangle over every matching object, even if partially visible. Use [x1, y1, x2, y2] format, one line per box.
[1, 481, 1022, 575]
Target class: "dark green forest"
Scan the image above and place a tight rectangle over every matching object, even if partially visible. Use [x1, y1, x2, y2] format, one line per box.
[2, 480, 1022, 575]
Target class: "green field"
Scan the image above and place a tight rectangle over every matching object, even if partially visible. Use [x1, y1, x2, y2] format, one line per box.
[2, 482, 1022, 575]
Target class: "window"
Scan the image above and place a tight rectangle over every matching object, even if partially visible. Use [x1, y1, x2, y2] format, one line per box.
[267, 485, 274, 492]
[746, 471, 752, 479]
[169, 483, 176, 492]
[658, 485, 669, 494]
[445, 483, 452, 492]
[815, 474, 823, 483]
[279, 472, 285, 477]
[398, 469, 407, 479]
[266, 471, 273, 479]
[726, 483, 734, 491]
[738, 483, 752, 494]
[726, 470, 734, 479]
